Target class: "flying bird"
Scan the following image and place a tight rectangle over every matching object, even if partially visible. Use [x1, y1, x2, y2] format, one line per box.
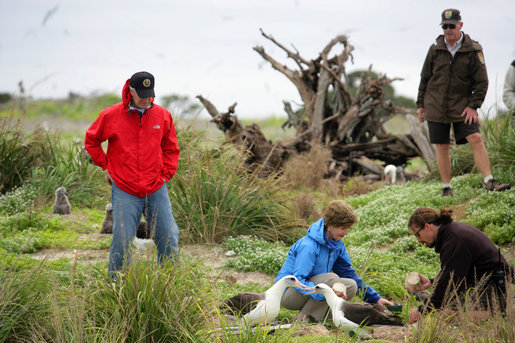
[308, 283, 404, 338]
[221, 275, 309, 327]
[52, 186, 71, 215]
[42, 4, 59, 26]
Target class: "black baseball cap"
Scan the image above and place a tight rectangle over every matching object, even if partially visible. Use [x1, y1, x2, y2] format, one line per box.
[440, 9, 461, 25]
[129, 71, 155, 98]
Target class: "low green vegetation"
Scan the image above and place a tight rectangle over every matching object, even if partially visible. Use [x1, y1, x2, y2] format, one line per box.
[0, 98, 513, 342]
[222, 235, 289, 275]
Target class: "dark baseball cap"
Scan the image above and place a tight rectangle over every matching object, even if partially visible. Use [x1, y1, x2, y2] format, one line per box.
[129, 71, 155, 98]
[440, 9, 461, 25]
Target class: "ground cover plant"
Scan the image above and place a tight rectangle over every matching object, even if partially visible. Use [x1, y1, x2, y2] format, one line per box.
[0, 99, 513, 342]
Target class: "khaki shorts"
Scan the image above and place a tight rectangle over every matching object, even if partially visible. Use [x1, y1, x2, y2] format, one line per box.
[427, 121, 480, 145]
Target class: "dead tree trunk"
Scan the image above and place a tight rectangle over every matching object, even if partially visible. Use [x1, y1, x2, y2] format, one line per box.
[196, 95, 295, 176]
[198, 30, 429, 180]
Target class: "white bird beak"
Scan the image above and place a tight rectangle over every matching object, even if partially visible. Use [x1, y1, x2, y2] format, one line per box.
[294, 281, 311, 291]
[303, 286, 317, 295]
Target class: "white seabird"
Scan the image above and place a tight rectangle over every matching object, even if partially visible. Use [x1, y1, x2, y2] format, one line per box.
[384, 164, 406, 185]
[308, 283, 404, 338]
[132, 220, 154, 253]
[222, 275, 309, 327]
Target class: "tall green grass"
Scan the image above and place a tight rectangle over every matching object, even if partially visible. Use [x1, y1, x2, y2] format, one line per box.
[481, 113, 515, 182]
[0, 255, 213, 342]
[170, 147, 294, 244]
[30, 138, 106, 207]
[0, 258, 52, 342]
[0, 114, 105, 208]
[84, 259, 210, 342]
[0, 116, 54, 194]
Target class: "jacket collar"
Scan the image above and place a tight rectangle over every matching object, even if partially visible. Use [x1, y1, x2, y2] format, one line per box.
[434, 33, 474, 52]
[434, 223, 448, 253]
[307, 218, 344, 249]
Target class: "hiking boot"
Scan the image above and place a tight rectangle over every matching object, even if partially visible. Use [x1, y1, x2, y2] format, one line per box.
[484, 179, 511, 192]
[441, 187, 453, 197]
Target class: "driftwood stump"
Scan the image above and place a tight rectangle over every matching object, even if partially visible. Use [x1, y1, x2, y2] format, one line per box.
[198, 30, 434, 180]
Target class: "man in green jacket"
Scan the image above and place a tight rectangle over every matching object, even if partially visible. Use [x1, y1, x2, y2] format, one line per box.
[416, 9, 510, 197]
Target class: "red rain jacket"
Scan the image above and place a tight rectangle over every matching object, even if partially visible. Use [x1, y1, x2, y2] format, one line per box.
[85, 79, 180, 198]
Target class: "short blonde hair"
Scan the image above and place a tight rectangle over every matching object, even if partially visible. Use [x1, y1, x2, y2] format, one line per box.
[322, 200, 357, 228]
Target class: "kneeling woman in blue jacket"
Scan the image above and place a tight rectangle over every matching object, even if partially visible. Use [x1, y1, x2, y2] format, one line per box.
[276, 200, 393, 322]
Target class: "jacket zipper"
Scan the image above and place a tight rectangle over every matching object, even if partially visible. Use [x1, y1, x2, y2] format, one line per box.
[444, 51, 454, 116]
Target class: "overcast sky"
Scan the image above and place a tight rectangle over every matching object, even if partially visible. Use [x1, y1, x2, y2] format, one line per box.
[1, 0, 513, 118]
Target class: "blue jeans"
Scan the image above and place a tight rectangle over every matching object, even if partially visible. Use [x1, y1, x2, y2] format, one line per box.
[108, 182, 179, 278]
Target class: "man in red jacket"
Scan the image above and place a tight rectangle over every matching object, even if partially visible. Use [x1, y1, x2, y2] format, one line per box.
[85, 71, 180, 279]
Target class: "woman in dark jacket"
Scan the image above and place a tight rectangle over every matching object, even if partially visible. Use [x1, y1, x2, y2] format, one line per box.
[407, 207, 512, 323]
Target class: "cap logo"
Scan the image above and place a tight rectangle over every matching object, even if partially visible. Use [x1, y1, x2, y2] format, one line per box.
[444, 10, 453, 19]
[143, 79, 151, 88]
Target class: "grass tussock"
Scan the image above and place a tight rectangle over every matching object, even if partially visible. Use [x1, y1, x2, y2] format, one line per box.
[1, 255, 213, 343]
[170, 147, 295, 244]
[281, 144, 332, 190]
[0, 258, 52, 342]
[291, 193, 320, 222]
[0, 116, 54, 194]
[340, 177, 382, 197]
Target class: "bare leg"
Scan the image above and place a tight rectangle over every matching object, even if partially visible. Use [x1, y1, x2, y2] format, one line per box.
[466, 133, 492, 177]
[435, 144, 452, 184]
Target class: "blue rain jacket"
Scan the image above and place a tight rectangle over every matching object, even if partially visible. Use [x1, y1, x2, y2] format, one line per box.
[275, 218, 381, 303]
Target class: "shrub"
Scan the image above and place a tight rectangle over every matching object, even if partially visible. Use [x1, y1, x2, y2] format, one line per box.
[290, 193, 320, 222]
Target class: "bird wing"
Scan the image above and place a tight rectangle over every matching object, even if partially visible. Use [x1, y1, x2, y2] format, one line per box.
[342, 302, 404, 326]
[222, 292, 265, 316]
[333, 310, 360, 330]
[132, 237, 154, 251]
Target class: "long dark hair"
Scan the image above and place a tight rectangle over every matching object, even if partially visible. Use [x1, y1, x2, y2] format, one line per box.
[407, 207, 453, 229]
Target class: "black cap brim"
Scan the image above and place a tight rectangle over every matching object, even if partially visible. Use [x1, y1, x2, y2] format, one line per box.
[135, 88, 155, 98]
[440, 20, 459, 25]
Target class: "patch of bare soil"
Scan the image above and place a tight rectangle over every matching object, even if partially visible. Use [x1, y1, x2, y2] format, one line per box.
[31, 248, 109, 264]
[30, 241, 273, 287]
[180, 244, 274, 286]
[291, 324, 331, 337]
[372, 325, 414, 342]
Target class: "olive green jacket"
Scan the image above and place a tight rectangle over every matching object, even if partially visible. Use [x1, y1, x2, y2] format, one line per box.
[416, 33, 488, 123]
